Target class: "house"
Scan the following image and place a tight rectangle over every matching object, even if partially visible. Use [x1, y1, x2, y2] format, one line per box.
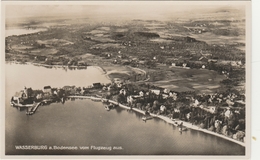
[92, 83, 102, 89]
[184, 36, 197, 43]
[68, 60, 77, 66]
[139, 91, 144, 97]
[113, 59, 118, 64]
[162, 94, 169, 99]
[115, 82, 123, 88]
[234, 100, 245, 107]
[36, 93, 43, 100]
[198, 105, 218, 114]
[121, 60, 130, 65]
[127, 95, 134, 105]
[207, 106, 217, 114]
[43, 86, 52, 94]
[131, 57, 138, 62]
[113, 78, 122, 84]
[173, 108, 180, 113]
[169, 92, 178, 101]
[52, 61, 63, 65]
[53, 90, 58, 95]
[78, 60, 86, 66]
[138, 61, 145, 65]
[13, 91, 26, 99]
[199, 56, 208, 62]
[237, 61, 242, 66]
[36, 56, 47, 61]
[119, 89, 127, 95]
[224, 108, 232, 118]
[63, 86, 75, 91]
[225, 61, 243, 67]
[150, 89, 160, 96]
[208, 59, 218, 63]
[226, 99, 235, 106]
[193, 99, 199, 107]
[160, 105, 166, 112]
[12, 91, 26, 104]
[163, 88, 170, 94]
[230, 61, 238, 66]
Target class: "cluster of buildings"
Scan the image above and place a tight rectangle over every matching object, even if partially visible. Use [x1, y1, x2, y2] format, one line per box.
[11, 86, 66, 106]
[105, 82, 246, 142]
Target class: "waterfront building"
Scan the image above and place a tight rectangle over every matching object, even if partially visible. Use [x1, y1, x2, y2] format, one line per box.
[43, 86, 52, 94]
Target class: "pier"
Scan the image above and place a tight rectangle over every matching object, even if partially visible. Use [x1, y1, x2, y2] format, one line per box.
[26, 102, 42, 115]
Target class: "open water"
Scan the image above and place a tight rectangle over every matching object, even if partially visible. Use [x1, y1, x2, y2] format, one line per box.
[5, 63, 245, 155]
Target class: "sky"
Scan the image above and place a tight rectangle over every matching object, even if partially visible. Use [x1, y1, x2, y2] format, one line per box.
[5, 4, 245, 21]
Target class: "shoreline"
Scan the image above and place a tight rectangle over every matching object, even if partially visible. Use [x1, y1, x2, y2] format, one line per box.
[6, 61, 113, 82]
[6, 61, 87, 69]
[7, 61, 246, 147]
[68, 95, 245, 147]
[92, 65, 112, 81]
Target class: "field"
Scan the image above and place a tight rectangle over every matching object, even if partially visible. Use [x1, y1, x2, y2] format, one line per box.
[5, 12, 245, 95]
[151, 66, 226, 94]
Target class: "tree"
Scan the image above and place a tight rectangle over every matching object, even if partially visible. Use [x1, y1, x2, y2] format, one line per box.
[26, 88, 33, 97]
[117, 94, 126, 104]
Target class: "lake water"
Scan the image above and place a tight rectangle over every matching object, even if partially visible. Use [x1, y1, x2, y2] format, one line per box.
[5, 28, 48, 37]
[5, 63, 245, 155]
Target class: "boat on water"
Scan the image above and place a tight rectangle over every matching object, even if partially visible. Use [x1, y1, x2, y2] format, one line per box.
[142, 110, 153, 121]
[104, 103, 118, 111]
[177, 122, 187, 132]
[142, 116, 153, 121]
[26, 111, 34, 115]
[105, 105, 110, 111]
[173, 121, 179, 127]
[171, 119, 188, 131]
[42, 99, 52, 104]
[179, 127, 188, 132]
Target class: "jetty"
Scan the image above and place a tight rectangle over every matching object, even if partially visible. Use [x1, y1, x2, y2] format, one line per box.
[26, 102, 41, 115]
[10, 101, 35, 111]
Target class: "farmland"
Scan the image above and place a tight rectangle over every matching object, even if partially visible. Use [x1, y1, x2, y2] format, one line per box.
[5, 14, 245, 94]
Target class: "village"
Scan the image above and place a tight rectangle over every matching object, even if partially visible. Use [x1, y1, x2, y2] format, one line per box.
[10, 70, 246, 145]
[7, 17, 246, 149]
